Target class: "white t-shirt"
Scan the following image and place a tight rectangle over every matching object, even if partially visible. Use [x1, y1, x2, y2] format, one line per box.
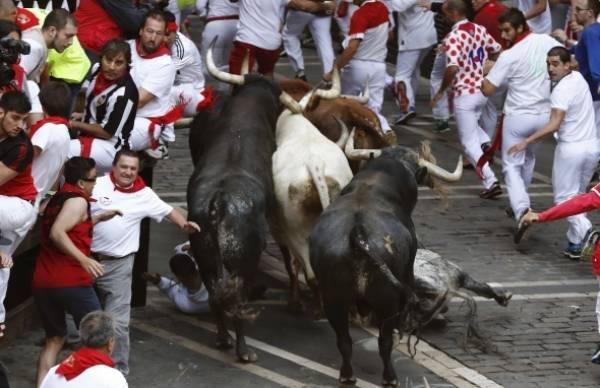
[516, 0, 551, 34]
[91, 175, 173, 257]
[172, 32, 205, 89]
[30, 122, 70, 197]
[349, 0, 390, 62]
[551, 71, 598, 143]
[21, 28, 47, 83]
[40, 365, 128, 388]
[206, 0, 239, 18]
[234, 0, 291, 50]
[158, 276, 210, 314]
[486, 33, 557, 116]
[127, 40, 176, 118]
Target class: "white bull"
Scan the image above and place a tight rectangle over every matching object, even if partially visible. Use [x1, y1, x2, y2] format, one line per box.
[272, 102, 353, 310]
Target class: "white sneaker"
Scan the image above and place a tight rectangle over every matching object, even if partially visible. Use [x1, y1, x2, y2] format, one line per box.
[144, 143, 169, 160]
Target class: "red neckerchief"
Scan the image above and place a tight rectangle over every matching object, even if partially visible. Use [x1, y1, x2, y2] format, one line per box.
[15, 8, 39, 31]
[510, 29, 531, 48]
[135, 39, 170, 59]
[61, 183, 96, 202]
[109, 171, 146, 193]
[29, 116, 69, 139]
[166, 21, 178, 33]
[55, 347, 115, 381]
[92, 72, 119, 96]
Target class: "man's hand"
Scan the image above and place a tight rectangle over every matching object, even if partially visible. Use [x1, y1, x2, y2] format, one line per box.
[508, 141, 527, 155]
[0, 252, 13, 269]
[142, 272, 161, 285]
[431, 91, 444, 107]
[483, 60, 495, 75]
[182, 221, 201, 234]
[570, 20, 583, 34]
[417, 0, 431, 9]
[323, 70, 333, 82]
[82, 257, 104, 278]
[520, 210, 540, 226]
[551, 28, 568, 44]
[322, 0, 335, 14]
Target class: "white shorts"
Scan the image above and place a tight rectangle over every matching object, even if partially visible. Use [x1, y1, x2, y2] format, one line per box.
[129, 117, 175, 151]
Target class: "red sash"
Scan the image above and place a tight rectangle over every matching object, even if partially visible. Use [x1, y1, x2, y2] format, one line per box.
[147, 104, 185, 149]
[55, 348, 115, 381]
[475, 114, 503, 179]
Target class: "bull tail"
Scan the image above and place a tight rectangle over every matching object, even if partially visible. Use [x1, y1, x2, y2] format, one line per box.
[306, 159, 331, 210]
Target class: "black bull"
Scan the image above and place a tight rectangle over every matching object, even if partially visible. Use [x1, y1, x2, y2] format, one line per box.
[187, 75, 283, 363]
[309, 147, 447, 387]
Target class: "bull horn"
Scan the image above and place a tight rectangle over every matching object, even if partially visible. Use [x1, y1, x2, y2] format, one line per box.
[280, 91, 303, 114]
[314, 67, 340, 99]
[206, 37, 244, 86]
[344, 128, 382, 160]
[418, 155, 463, 182]
[240, 49, 250, 75]
[341, 81, 369, 104]
[332, 115, 350, 149]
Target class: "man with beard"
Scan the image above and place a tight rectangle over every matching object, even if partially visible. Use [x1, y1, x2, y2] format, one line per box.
[69, 39, 139, 174]
[509, 46, 600, 259]
[127, 10, 177, 159]
[481, 8, 558, 235]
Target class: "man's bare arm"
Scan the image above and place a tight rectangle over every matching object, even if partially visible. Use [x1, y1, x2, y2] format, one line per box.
[138, 88, 156, 109]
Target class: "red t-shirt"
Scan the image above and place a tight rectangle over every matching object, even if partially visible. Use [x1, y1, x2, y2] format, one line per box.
[32, 184, 94, 289]
[74, 0, 123, 54]
[473, 0, 508, 49]
[0, 131, 37, 201]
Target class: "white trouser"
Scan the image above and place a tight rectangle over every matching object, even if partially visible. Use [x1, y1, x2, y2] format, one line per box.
[480, 95, 500, 140]
[394, 48, 431, 111]
[342, 59, 391, 132]
[430, 49, 450, 121]
[0, 196, 36, 323]
[129, 117, 175, 151]
[596, 277, 600, 333]
[454, 91, 497, 188]
[552, 138, 600, 244]
[68, 138, 120, 175]
[201, 19, 237, 89]
[283, 11, 334, 75]
[594, 101, 600, 138]
[501, 113, 549, 220]
[171, 83, 206, 117]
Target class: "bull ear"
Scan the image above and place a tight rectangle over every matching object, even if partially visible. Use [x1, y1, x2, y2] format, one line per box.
[415, 166, 428, 184]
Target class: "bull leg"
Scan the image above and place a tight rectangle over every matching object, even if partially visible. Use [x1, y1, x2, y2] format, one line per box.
[324, 301, 355, 385]
[281, 244, 303, 312]
[461, 274, 512, 307]
[206, 277, 234, 349]
[233, 318, 257, 363]
[378, 315, 398, 387]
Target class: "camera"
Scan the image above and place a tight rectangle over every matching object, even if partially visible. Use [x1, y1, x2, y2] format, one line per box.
[0, 37, 30, 88]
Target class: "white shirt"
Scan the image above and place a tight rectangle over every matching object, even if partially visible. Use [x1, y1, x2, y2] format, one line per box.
[40, 365, 128, 388]
[389, 0, 436, 51]
[91, 175, 173, 257]
[158, 276, 210, 314]
[31, 122, 70, 197]
[234, 0, 291, 50]
[486, 33, 557, 116]
[20, 28, 47, 83]
[516, 0, 551, 34]
[551, 71, 598, 143]
[172, 32, 205, 89]
[127, 40, 176, 118]
[202, 0, 239, 17]
[349, 0, 390, 62]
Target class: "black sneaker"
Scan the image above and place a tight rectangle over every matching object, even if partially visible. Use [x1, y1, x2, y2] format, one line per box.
[479, 182, 502, 200]
[504, 207, 515, 219]
[514, 208, 531, 244]
[563, 241, 583, 260]
[592, 344, 600, 364]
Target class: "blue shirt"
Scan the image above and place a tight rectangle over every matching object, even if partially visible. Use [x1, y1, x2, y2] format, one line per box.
[574, 22, 600, 101]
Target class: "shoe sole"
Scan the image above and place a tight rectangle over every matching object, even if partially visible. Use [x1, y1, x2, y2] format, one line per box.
[514, 222, 530, 244]
[479, 187, 502, 200]
[563, 251, 582, 260]
[394, 111, 416, 125]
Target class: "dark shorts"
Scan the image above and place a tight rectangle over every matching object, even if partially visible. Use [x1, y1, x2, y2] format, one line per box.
[229, 41, 281, 76]
[33, 287, 101, 338]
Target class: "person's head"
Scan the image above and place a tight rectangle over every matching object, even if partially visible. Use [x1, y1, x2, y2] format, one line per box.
[442, 0, 469, 23]
[0, 20, 20, 40]
[471, 0, 489, 12]
[63, 157, 97, 195]
[498, 8, 528, 45]
[547, 46, 572, 81]
[39, 81, 71, 119]
[169, 253, 200, 289]
[41, 9, 77, 53]
[573, 0, 600, 25]
[0, 91, 30, 139]
[100, 39, 131, 82]
[0, 0, 16, 22]
[79, 311, 116, 356]
[163, 11, 178, 48]
[139, 10, 166, 54]
[111, 149, 141, 187]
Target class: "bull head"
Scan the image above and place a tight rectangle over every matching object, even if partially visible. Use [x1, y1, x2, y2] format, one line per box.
[344, 127, 463, 182]
[206, 39, 303, 114]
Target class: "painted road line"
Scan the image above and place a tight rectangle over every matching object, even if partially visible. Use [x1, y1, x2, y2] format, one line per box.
[131, 320, 309, 388]
[419, 192, 554, 200]
[149, 306, 381, 388]
[489, 279, 598, 288]
[450, 292, 596, 304]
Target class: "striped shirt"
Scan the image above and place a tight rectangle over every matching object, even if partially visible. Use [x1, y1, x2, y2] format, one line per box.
[84, 68, 139, 150]
[171, 32, 205, 89]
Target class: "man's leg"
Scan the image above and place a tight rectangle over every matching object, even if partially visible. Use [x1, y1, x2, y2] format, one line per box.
[308, 15, 335, 76]
[394, 49, 421, 115]
[430, 49, 450, 130]
[283, 11, 312, 76]
[37, 336, 65, 386]
[95, 254, 135, 375]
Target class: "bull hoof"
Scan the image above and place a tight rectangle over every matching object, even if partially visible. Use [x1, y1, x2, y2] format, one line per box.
[338, 376, 357, 386]
[382, 379, 398, 387]
[238, 349, 258, 363]
[216, 335, 234, 349]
